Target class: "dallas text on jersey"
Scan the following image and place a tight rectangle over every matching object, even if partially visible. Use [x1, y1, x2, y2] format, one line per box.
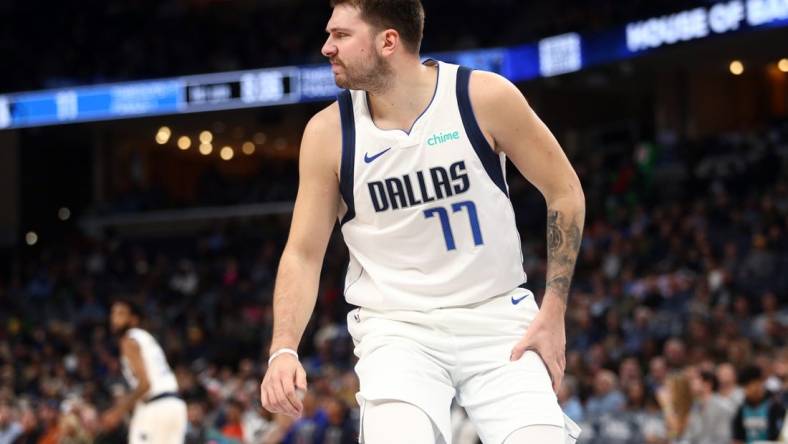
[367, 160, 470, 212]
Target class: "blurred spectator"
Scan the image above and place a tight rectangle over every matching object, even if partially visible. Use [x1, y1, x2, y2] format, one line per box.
[38, 401, 60, 444]
[732, 366, 786, 443]
[657, 372, 692, 441]
[58, 411, 91, 444]
[663, 338, 687, 371]
[220, 399, 246, 443]
[0, 403, 22, 444]
[592, 379, 647, 444]
[559, 377, 584, 423]
[185, 398, 225, 444]
[639, 390, 669, 444]
[717, 363, 745, 412]
[682, 369, 735, 444]
[647, 357, 669, 394]
[282, 391, 328, 444]
[585, 370, 625, 422]
[321, 398, 356, 444]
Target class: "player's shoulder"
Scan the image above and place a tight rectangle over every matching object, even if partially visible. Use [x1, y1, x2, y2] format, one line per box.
[120, 331, 143, 352]
[299, 101, 342, 174]
[305, 101, 341, 138]
[302, 101, 341, 150]
[466, 69, 524, 107]
[465, 69, 531, 133]
[124, 327, 151, 342]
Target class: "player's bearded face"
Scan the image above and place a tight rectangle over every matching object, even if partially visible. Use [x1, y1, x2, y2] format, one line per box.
[110, 318, 130, 336]
[331, 39, 392, 92]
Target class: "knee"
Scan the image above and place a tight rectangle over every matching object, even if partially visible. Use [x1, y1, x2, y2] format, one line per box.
[363, 400, 439, 444]
[503, 424, 564, 444]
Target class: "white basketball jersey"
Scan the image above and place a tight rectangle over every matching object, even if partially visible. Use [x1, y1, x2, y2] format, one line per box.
[337, 60, 526, 311]
[121, 328, 178, 399]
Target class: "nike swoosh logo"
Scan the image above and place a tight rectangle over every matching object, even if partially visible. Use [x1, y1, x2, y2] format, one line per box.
[511, 293, 530, 305]
[364, 147, 392, 164]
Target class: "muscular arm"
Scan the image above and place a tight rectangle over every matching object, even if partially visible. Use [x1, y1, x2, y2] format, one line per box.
[269, 104, 342, 353]
[469, 70, 585, 312]
[116, 336, 151, 413]
[469, 70, 584, 391]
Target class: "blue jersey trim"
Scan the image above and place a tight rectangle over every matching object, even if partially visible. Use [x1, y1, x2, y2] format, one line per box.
[456, 66, 508, 197]
[338, 90, 356, 226]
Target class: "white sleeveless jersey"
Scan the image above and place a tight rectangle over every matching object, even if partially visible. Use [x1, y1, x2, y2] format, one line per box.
[121, 328, 178, 399]
[337, 60, 526, 311]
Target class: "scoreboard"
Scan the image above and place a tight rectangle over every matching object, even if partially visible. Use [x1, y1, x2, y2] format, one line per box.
[0, 52, 509, 130]
[0, 66, 338, 129]
[1, 0, 786, 130]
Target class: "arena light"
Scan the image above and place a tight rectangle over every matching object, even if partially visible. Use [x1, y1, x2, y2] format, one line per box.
[199, 143, 213, 155]
[779, 58, 788, 73]
[220, 146, 235, 161]
[177, 136, 192, 150]
[199, 130, 213, 144]
[25, 231, 38, 246]
[242, 141, 256, 155]
[253, 132, 267, 145]
[155, 126, 171, 144]
[57, 207, 71, 221]
[729, 60, 744, 75]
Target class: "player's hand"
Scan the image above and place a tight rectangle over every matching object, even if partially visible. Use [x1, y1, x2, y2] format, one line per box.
[100, 407, 124, 431]
[260, 353, 308, 417]
[509, 304, 566, 394]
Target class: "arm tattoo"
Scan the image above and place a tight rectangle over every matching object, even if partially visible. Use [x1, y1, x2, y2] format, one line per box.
[545, 208, 583, 303]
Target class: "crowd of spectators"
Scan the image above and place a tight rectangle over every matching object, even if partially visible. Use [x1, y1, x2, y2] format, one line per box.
[1, 120, 787, 444]
[104, 156, 300, 214]
[2, 0, 705, 94]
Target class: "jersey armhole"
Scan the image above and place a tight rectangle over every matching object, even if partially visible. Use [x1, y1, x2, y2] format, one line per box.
[124, 329, 142, 344]
[338, 90, 356, 226]
[456, 67, 509, 197]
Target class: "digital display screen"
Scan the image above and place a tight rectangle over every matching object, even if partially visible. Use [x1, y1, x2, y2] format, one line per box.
[2, 0, 786, 130]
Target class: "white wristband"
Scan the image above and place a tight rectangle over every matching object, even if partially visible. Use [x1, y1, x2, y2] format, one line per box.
[268, 348, 298, 365]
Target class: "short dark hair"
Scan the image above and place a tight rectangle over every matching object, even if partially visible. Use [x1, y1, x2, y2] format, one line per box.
[700, 370, 719, 392]
[112, 297, 144, 321]
[330, 0, 425, 54]
[737, 365, 762, 386]
[227, 398, 244, 411]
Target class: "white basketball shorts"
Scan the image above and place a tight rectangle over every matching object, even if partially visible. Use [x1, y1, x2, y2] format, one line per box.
[129, 396, 187, 444]
[346, 286, 581, 444]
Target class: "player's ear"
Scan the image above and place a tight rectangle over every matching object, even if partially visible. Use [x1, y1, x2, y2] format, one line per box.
[379, 28, 399, 56]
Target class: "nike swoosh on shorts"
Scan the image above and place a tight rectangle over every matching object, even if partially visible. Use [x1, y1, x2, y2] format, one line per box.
[511, 293, 529, 305]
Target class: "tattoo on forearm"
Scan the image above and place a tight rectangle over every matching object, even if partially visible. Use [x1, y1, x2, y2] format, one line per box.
[546, 276, 571, 294]
[546, 209, 583, 303]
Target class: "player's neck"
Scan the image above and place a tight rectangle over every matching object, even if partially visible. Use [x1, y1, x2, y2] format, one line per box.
[366, 60, 437, 132]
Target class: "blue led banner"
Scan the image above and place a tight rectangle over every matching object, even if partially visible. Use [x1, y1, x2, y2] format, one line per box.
[1, 0, 786, 130]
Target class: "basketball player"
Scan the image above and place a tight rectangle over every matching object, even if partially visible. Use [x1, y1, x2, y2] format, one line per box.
[260, 1, 585, 442]
[104, 299, 187, 444]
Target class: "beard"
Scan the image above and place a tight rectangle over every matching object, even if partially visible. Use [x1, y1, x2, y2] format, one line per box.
[111, 323, 131, 338]
[332, 50, 392, 93]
